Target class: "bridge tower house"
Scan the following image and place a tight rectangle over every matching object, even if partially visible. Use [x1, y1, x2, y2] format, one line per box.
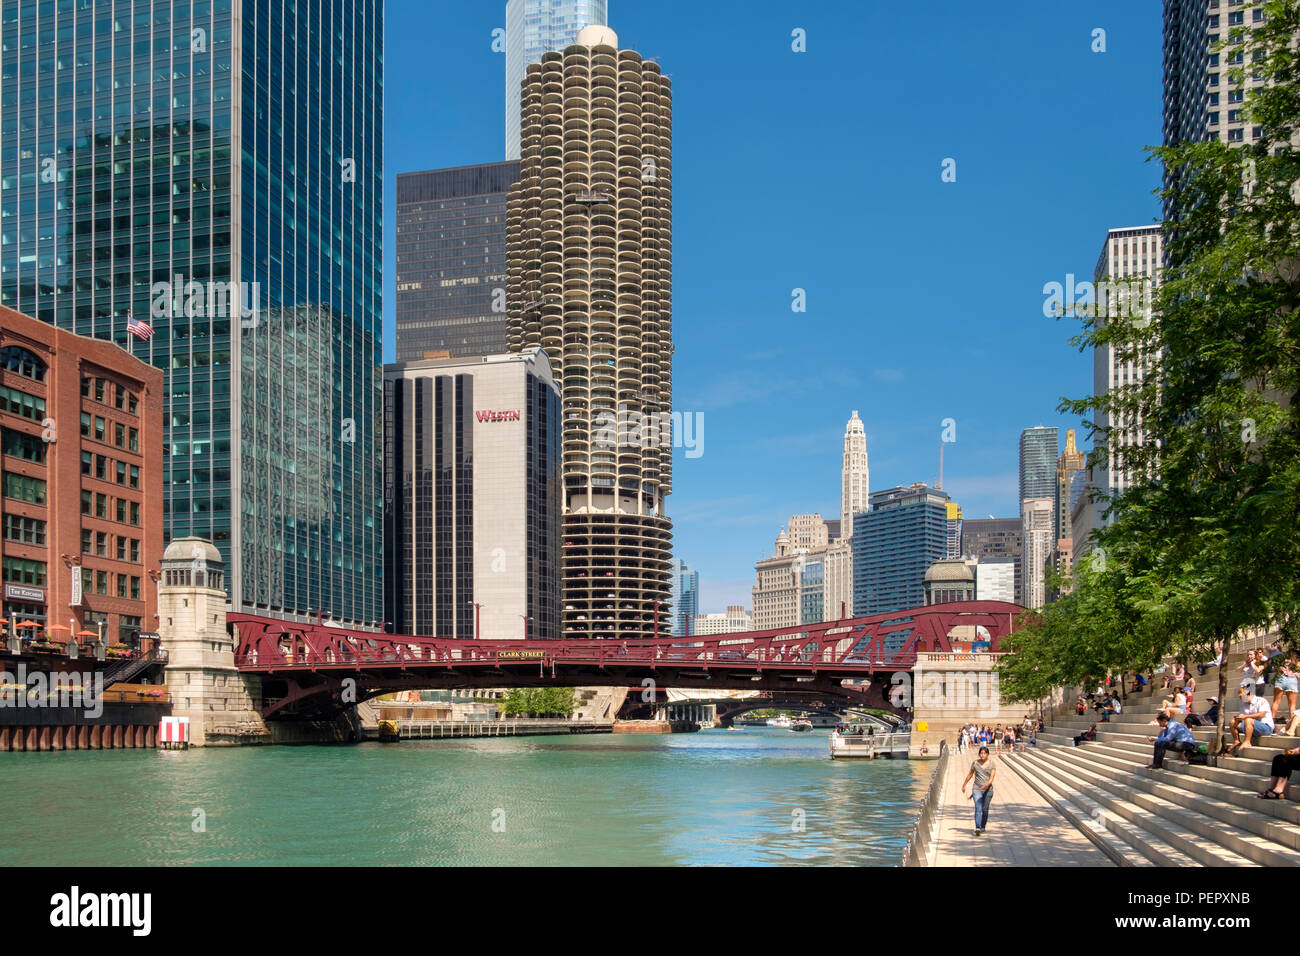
[158, 537, 268, 746]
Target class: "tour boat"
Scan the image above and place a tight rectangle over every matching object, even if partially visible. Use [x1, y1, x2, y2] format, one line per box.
[789, 719, 814, 733]
[828, 722, 910, 759]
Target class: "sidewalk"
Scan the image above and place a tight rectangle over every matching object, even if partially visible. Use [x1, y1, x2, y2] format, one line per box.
[931, 750, 1115, 867]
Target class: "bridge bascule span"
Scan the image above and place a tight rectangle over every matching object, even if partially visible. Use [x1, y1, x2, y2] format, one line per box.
[228, 601, 1026, 720]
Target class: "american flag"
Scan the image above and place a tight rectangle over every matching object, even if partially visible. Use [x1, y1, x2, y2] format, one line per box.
[126, 311, 154, 341]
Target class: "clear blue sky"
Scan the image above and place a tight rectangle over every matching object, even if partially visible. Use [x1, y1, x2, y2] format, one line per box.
[383, 0, 1163, 613]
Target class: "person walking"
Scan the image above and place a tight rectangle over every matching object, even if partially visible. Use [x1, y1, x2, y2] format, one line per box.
[1271, 652, 1298, 725]
[961, 746, 997, 835]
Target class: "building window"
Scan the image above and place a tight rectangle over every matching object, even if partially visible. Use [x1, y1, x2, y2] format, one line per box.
[2, 557, 47, 587]
[82, 529, 93, 553]
[2, 429, 47, 464]
[95, 571, 108, 596]
[0, 385, 46, 421]
[114, 422, 126, 447]
[117, 574, 128, 598]
[96, 531, 108, 558]
[129, 427, 139, 451]
[3, 473, 46, 505]
[2, 515, 46, 547]
[116, 498, 127, 523]
[129, 465, 140, 489]
[96, 493, 108, 519]
[81, 490, 92, 515]
[0, 346, 47, 382]
[94, 417, 105, 441]
[130, 502, 140, 526]
[116, 461, 127, 485]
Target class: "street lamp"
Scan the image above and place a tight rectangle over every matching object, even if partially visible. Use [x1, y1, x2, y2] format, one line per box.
[519, 614, 531, 641]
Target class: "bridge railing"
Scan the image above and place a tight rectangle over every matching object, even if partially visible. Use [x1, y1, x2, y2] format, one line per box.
[902, 740, 950, 868]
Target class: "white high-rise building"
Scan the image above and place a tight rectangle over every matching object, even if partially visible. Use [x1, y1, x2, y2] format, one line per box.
[1093, 226, 1162, 517]
[786, 514, 829, 551]
[841, 411, 869, 537]
[1021, 497, 1055, 610]
[505, 0, 610, 161]
[974, 558, 1016, 604]
[694, 606, 753, 636]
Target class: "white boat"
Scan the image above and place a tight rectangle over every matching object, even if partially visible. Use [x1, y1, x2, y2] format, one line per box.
[789, 719, 814, 733]
[767, 716, 793, 729]
[829, 722, 910, 759]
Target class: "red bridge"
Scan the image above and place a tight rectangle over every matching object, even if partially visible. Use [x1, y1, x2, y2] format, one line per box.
[229, 601, 1026, 719]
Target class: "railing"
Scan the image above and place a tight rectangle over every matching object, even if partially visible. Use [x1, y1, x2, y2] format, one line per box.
[102, 648, 168, 687]
[902, 740, 950, 867]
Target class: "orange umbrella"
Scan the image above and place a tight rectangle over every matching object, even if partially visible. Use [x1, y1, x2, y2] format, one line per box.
[16, 621, 39, 629]
[75, 630, 98, 638]
[46, 624, 69, 631]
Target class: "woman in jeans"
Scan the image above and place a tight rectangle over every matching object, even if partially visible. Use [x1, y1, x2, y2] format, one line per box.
[961, 746, 997, 835]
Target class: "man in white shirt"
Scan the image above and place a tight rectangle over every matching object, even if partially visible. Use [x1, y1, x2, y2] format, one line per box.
[1229, 679, 1275, 754]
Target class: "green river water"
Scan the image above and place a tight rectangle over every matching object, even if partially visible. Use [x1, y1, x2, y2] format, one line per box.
[2, 727, 928, 866]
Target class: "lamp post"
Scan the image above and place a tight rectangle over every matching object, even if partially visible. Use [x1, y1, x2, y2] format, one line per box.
[519, 614, 530, 641]
[468, 602, 483, 641]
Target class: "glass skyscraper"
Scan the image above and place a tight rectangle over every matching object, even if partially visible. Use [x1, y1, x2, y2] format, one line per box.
[851, 484, 950, 616]
[394, 161, 519, 362]
[504, 0, 607, 160]
[0, 0, 384, 627]
[669, 557, 697, 637]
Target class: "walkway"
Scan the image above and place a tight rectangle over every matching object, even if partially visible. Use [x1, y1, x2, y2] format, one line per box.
[930, 750, 1115, 867]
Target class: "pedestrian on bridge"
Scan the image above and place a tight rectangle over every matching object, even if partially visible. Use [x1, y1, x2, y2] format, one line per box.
[961, 746, 996, 835]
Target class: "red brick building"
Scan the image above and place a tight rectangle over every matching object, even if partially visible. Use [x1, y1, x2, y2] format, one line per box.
[0, 306, 164, 649]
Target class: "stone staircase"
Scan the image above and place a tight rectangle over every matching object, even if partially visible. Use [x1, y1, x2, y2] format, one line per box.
[1004, 660, 1300, 866]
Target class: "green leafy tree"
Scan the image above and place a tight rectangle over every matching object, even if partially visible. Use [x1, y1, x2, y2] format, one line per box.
[1021, 1, 1300, 750]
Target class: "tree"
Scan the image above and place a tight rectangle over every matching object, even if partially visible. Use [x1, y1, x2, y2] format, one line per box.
[1025, 1, 1300, 752]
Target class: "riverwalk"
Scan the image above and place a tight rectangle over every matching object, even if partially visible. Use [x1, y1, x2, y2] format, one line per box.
[927, 750, 1115, 867]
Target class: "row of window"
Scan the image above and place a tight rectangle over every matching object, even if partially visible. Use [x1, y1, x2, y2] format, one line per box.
[3, 472, 45, 505]
[79, 528, 142, 564]
[0, 345, 46, 381]
[3, 514, 45, 547]
[80, 450, 141, 488]
[2, 556, 46, 587]
[81, 375, 139, 414]
[0, 384, 45, 421]
[2, 427, 46, 463]
[80, 567, 143, 601]
[80, 412, 140, 450]
[79, 489, 141, 527]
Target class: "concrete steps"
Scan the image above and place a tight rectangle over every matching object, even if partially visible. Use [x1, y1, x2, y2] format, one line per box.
[1014, 654, 1300, 865]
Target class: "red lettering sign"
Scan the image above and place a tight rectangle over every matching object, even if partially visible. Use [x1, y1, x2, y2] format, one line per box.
[475, 410, 521, 423]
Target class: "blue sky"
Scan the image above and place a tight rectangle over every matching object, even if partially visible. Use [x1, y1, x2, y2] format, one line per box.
[383, 0, 1164, 613]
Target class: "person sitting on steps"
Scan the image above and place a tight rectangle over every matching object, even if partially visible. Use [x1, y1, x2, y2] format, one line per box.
[1146, 713, 1198, 770]
[1073, 723, 1098, 747]
[1228, 680, 1275, 756]
[1259, 745, 1300, 800]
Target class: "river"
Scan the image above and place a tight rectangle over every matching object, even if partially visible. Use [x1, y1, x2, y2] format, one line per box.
[3, 728, 929, 866]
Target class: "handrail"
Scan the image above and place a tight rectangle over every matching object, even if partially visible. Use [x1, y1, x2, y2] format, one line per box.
[902, 740, 950, 867]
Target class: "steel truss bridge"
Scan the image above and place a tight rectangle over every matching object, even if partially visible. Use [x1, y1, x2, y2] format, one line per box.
[229, 601, 1025, 720]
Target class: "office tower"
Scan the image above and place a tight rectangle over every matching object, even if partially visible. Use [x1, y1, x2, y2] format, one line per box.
[394, 162, 521, 362]
[1019, 426, 1059, 511]
[823, 537, 852, 621]
[505, 0, 610, 161]
[1163, 1, 1267, 224]
[1, 306, 163, 646]
[725, 604, 753, 632]
[694, 606, 751, 635]
[1093, 227, 1162, 514]
[945, 502, 963, 559]
[786, 514, 829, 551]
[851, 483, 950, 617]
[383, 349, 561, 640]
[507, 26, 673, 639]
[1051, 429, 1087, 581]
[0, 1, 384, 627]
[961, 517, 1023, 605]
[1021, 497, 1055, 610]
[841, 410, 869, 536]
[669, 557, 698, 637]
[974, 557, 1016, 604]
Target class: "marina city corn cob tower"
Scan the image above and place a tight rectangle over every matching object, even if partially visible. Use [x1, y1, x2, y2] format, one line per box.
[506, 25, 672, 640]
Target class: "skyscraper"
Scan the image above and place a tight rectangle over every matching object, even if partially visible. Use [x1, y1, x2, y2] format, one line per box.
[382, 349, 561, 640]
[395, 162, 520, 362]
[1093, 226, 1162, 514]
[1162, 1, 1267, 225]
[1051, 429, 1087, 580]
[1021, 497, 1054, 610]
[507, 26, 673, 639]
[961, 517, 1023, 606]
[669, 558, 698, 637]
[505, 0, 609, 161]
[0, 0, 385, 627]
[1019, 426, 1060, 511]
[852, 484, 950, 617]
[841, 410, 869, 536]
